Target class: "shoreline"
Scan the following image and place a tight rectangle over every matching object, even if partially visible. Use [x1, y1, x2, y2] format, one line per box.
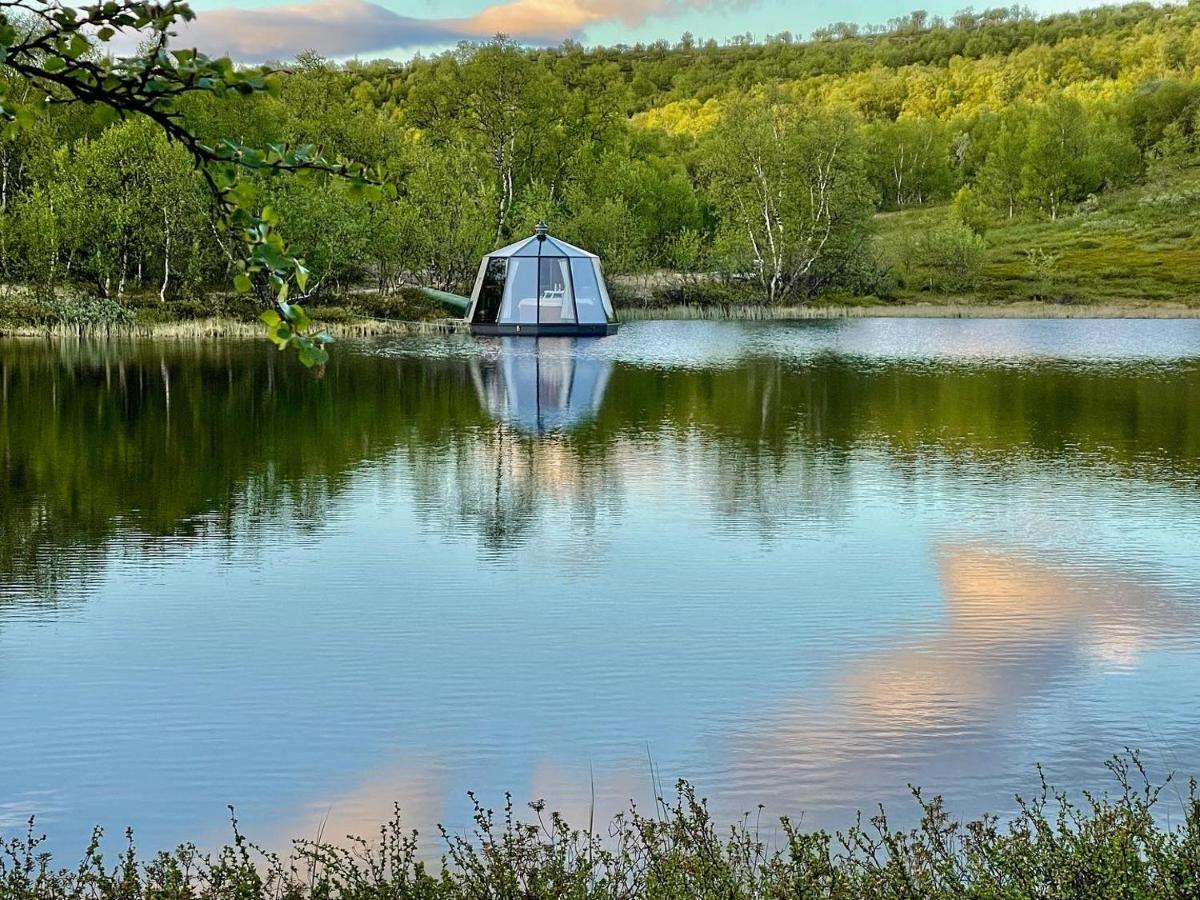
[621, 301, 1200, 320]
[4, 302, 1200, 341]
[0, 316, 470, 340]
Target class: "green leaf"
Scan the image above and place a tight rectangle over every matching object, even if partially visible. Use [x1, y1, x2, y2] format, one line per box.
[224, 181, 256, 209]
[65, 33, 90, 59]
[259, 310, 281, 327]
[43, 57, 67, 73]
[268, 323, 293, 348]
[297, 341, 329, 368]
[290, 303, 310, 332]
[233, 273, 252, 293]
[96, 27, 115, 42]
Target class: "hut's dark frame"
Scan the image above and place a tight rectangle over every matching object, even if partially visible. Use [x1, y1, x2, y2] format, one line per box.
[466, 226, 618, 337]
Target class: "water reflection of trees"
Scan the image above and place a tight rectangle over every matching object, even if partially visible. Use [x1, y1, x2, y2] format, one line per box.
[0, 339, 491, 600]
[3, 338, 1198, 600]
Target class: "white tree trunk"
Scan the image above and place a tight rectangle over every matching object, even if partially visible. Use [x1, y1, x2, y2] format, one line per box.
[160, 206, 171, 303]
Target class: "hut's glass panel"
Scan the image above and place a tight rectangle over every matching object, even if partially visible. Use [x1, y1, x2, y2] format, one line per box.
[502, 257, 539, 323]
[473, 258, 507, 325]
[538, 257, 575, 324]
[570, 258, 608, 325]
[595, 261, 616, 323]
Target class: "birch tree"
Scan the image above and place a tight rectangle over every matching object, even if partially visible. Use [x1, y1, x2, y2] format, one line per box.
[702, 96, 874, 304]
[406, 39, 558, 246]
[977, 115, 1027, 218]
[865, 118, 952, 208]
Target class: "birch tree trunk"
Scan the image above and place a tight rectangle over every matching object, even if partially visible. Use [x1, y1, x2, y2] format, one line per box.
[160, 206, 171, 303]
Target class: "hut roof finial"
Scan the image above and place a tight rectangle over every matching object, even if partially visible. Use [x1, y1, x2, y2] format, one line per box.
[535, 220, 549, 241]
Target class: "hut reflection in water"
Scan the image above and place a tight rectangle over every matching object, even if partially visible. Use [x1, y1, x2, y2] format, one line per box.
[471, 338, 613, 435]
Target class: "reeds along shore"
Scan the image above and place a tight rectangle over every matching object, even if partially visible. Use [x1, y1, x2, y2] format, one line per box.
[3, 755, 1200, 899]
[0, 317, 470, 340]
[5, 304, 1200, 341]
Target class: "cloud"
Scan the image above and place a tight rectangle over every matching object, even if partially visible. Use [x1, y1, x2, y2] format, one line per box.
[171, 0, 730, 61]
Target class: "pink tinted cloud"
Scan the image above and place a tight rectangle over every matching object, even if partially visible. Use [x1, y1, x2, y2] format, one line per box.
[172, 0, 734, 61]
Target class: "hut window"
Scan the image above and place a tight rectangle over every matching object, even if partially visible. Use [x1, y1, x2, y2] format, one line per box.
[571, 258, 607, 324]
[503, 258, 540, 324]
[473, 258, 508, 324]
[539, 257, 575, 323]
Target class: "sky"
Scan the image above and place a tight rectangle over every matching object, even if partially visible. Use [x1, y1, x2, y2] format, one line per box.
[176, 0, 1099, 63]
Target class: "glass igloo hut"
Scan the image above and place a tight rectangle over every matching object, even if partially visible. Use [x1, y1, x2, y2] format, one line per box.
[465, 223, 618, 337]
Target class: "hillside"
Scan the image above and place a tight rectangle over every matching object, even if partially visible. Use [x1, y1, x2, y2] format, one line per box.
[5, 2, 1200, 320]
[865, 163, 1200, 308]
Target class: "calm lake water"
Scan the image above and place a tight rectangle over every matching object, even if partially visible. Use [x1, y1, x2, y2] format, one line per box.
[3, 319, 1200, 855]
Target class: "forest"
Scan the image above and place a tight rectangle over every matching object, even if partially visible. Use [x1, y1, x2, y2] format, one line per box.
[5, 1, 1200, 322]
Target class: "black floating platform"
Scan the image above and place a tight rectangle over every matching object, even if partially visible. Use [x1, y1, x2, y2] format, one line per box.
[470, 323, 619, 337]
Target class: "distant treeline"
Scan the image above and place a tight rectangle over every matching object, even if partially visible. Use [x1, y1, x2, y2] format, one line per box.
[3, 2, 1200, 310]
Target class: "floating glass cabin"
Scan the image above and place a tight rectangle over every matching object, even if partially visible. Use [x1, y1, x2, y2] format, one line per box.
[466, 224, 618, 337]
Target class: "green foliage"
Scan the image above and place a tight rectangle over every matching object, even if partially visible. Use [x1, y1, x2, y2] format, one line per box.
[2, 755, 1199, 898]
[1026, 247, 1062, 300]
[865, 117, 953, 208]
[259, 302, 331, 368]
[894, 218, 988, 293]
[308, 305, 353, 323]
[6, 1, 1200, 317]
[0, 0, 386, 363]
[950, 185, 990, 236]
[349, 287, 446, 321]
[700, 95, 874, 303]
[873, 162, 1200, 306]
[665, 228, 707, 273]
[0, 290, 131, 325]
[47, 294, 132, 326]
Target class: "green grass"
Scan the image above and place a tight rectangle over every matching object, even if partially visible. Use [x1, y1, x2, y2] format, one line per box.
[4, 754, 1200, 899]
[873, 165, 1200, 308]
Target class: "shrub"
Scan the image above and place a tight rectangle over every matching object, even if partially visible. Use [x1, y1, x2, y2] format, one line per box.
[898, 219, 988, 293]
[0, 754, 1197, 899]
[0, 292, 55, 326]
[310, 306, 355, 323]
[350, 288, 445, 321]
[950, 185, 991, 236]
[164, 299, 218, 320]
[32, 296, 133, 327]
[646, 279, 764, 309]
[1026, 247, 1062, 300]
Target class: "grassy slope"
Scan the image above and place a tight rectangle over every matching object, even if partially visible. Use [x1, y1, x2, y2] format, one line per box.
[870, 165, 1200, 309]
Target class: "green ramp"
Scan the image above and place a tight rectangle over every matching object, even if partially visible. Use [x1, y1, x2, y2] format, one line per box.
[418, 286, 470, 317]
